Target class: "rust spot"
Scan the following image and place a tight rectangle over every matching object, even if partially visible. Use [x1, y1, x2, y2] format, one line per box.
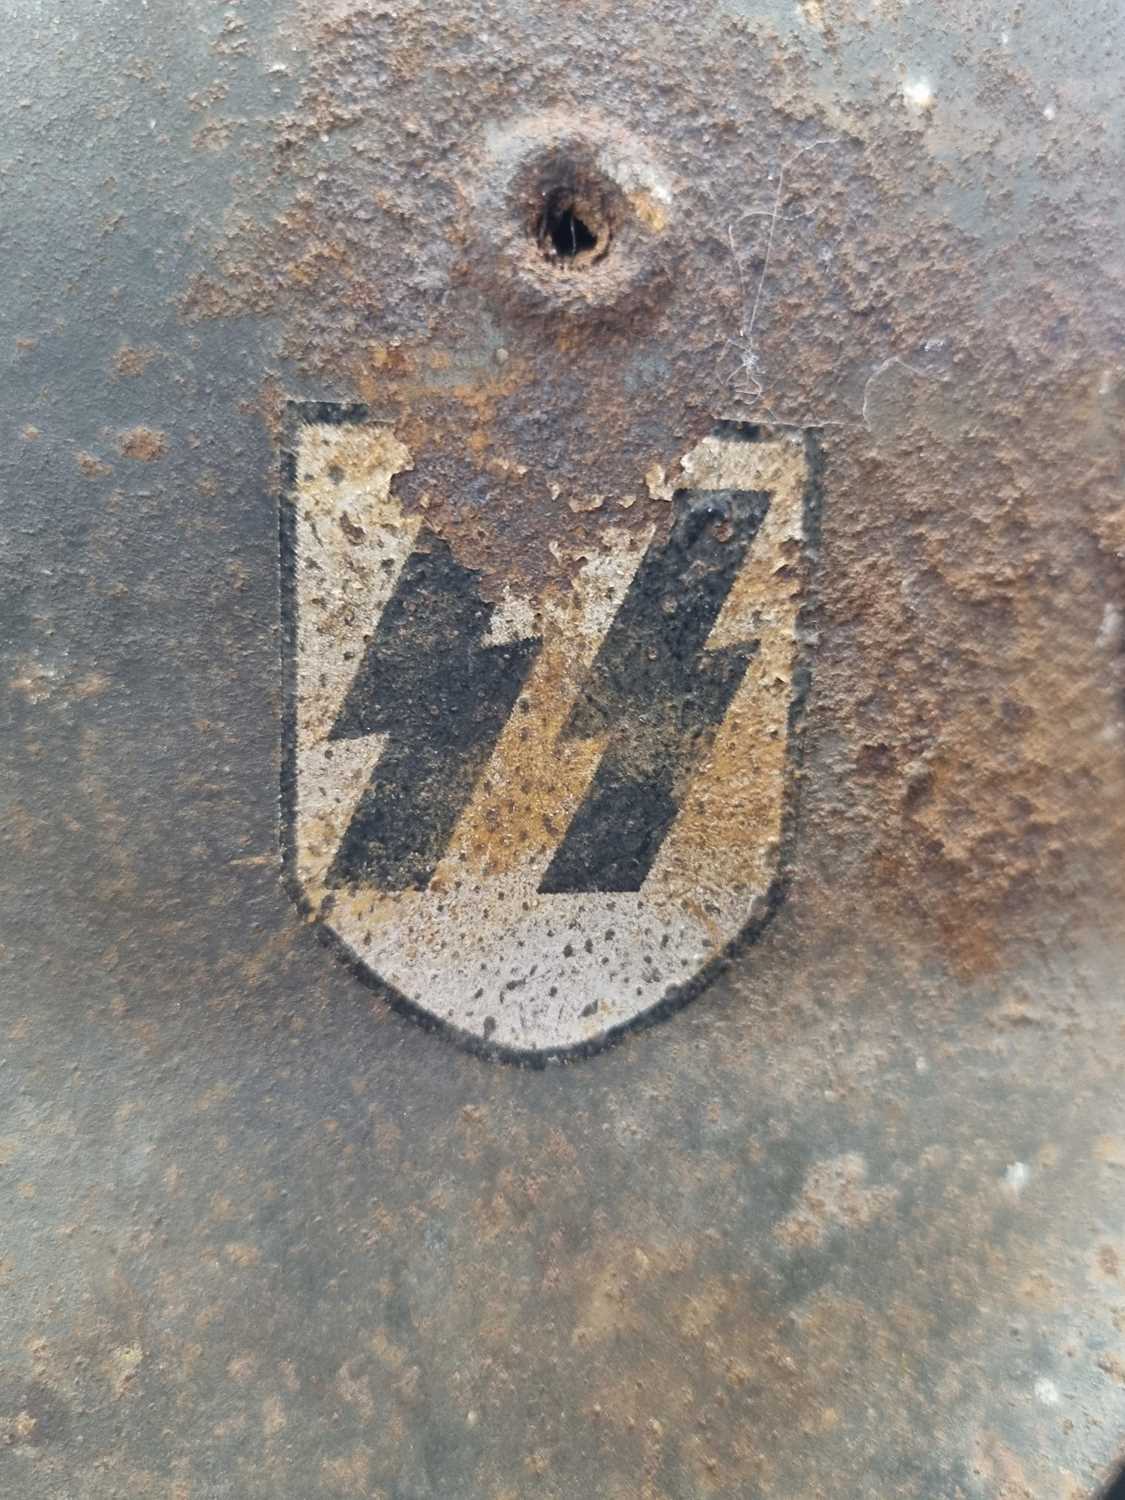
[118, 426, 168, 461]
[112, 345, 158, 378]
[774, 1154, 898, 1249]
[77, 451, 113, 478]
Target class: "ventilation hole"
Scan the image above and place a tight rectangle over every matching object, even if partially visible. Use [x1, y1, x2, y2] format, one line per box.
[1101, 1460, 1125, 1500]
[536, 188, 607, 267]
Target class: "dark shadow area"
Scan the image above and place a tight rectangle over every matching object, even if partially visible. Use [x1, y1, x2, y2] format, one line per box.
[537, 188, 600, 263]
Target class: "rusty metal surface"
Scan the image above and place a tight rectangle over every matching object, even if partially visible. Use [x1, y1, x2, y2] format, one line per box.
[1, 0, 1124, 1494]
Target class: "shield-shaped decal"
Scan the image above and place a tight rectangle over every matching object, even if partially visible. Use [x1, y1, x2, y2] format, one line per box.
[282, 406, 817, 1060]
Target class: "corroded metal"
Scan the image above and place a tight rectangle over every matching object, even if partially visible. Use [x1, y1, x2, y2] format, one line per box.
[1, 0, 1123, 1496]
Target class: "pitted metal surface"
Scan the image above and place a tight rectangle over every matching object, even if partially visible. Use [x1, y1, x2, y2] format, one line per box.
[1, 0, 1123, 1495]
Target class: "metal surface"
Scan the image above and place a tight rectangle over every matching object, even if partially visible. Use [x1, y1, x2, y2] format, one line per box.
[2, 0, 1124, 1495]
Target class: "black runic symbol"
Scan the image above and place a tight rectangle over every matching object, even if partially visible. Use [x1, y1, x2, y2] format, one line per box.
[538, 488, 770, 894]
[327, 530, 541, 891]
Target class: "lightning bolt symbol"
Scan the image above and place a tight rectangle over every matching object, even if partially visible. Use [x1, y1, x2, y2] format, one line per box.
[327, 529, 541, 891]
[538, 487, 770, 894]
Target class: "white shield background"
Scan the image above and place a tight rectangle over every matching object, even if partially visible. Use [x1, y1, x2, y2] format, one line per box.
[282, 411, 814, 1058]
